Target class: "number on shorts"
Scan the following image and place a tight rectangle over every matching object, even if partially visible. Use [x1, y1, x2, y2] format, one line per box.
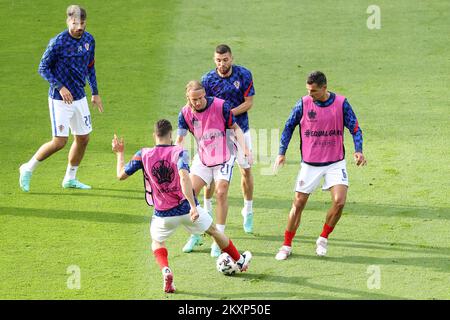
[220, 164, 230, 175]
[84, 115, 91, 127]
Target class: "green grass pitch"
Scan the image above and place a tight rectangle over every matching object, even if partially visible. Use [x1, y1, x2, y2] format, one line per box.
[0, 0, 449, 299]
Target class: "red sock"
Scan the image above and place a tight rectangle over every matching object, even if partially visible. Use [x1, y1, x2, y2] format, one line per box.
[153, 248, 169, 270]
[222, 240, 241, 262]
[283, 230, 296, 247]
[320, 224, 334, 238]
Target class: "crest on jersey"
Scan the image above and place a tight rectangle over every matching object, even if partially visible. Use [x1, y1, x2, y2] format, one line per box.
[233, 81, 240, 89]
[151, 160, 175, 185]
[85, 43, 90, 51]
[308, 110, 317, 120]
[58, 125, 65, 132]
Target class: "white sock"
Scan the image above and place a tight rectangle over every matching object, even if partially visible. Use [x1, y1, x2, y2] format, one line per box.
[64, 165, 78, 180]
[204, 197, 213, 212]
[216, 224, 226, 234]
[26, 156, 41, 172]
[243, 200, 253, 215]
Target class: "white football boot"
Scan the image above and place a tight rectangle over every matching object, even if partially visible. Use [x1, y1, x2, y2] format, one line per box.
[315, 236, 328, 256]
[275, 245, 292, 260]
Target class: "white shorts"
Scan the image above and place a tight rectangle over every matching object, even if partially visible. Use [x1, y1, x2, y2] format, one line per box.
[236, 130, 252, 169]
[150, 206, 213, 242]
[295, 160, 349, 194]
[48, 97, 92, 137]
[191, 153, 236, 186]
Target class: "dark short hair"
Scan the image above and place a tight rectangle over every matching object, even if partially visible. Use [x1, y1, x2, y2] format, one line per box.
[154, 119, 172, 137]
[307, 71, 327, 87]
[215, 44, 232, 55]
[67, 5, 87, 21]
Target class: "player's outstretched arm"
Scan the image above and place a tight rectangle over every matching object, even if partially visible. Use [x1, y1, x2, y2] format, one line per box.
[179, 169, 198, 222]
[112, 134, 129, 180]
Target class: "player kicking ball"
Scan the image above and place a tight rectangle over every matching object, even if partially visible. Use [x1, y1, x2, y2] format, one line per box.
[112, 119, 251, 293]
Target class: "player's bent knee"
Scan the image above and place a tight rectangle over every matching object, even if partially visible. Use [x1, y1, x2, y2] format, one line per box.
[215, 188, 228, 201]
[75, 135, 90, 146]
[293, 195, 308, 209]
[52, 137, 68, 150]
[333, 199, 346, 210]
[293, 200, 304, 209]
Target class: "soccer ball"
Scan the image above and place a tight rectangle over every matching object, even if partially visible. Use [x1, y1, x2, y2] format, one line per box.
[216, 253, 238, 276]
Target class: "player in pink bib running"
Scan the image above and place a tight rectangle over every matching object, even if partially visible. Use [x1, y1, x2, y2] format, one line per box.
[177, 80, 252, 257]
[274, 71, 367, 260]
[112, 119, 252, 293]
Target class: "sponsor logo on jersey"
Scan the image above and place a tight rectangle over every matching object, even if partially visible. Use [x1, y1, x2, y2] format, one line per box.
[78, 45, 83, 53]
[304, 129, 343, 138]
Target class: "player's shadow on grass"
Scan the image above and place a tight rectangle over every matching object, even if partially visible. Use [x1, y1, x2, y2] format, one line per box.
[308, 235, 450, 257]
[237, 234, 450, 257]
[0, 206, 148, 224]
[236, 233, 450, 272]
[294, 253, 450, 274]
[27, 191, 143, 201]
[227, 196, 450, 220]
[181, 273, 406, 300]
[93, 187, 142, 193]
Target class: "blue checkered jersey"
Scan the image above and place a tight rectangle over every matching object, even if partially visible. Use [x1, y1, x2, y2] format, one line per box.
[38, 30, 98, 101]
[202, 65, 255, 133]
[279, 93, 363, 163]
[177, 96, 236, 137]
[124, 146, 198, 217]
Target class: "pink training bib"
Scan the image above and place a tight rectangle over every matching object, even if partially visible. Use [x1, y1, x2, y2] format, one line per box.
[141, 145, 185, 211]
[300, 95, 345, 164]
[182, 97, 233, 166]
